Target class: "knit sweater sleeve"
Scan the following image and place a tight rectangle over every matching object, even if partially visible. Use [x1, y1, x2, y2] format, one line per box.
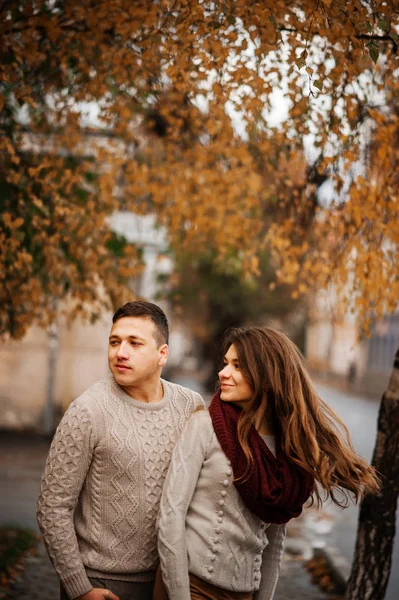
[36, 399, 97, 600]
[157, 411, 211, 600]
[254, 523, 286, 600]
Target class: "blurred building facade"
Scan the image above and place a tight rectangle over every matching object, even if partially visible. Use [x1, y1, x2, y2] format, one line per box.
[305, 288, 399, 396]
[0, 314, 111, 431]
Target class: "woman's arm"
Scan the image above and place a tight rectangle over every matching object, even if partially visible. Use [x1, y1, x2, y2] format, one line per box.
[157, 412, 211, 600]
[254, 523, 286, 600]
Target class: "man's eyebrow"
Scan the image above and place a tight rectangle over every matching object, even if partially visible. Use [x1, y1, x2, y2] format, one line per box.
[109, 334, 145, 341]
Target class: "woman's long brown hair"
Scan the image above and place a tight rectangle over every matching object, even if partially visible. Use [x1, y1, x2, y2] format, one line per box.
[220, 326, 380, 507]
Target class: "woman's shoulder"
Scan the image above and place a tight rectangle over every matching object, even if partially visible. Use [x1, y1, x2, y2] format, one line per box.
[182, 407, 213, 438]
[188, 406, 212, 424]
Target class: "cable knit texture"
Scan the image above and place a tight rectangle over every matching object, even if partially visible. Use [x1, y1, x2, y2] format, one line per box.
[37, 375, 204, 600]
[158, 410, 286, 600]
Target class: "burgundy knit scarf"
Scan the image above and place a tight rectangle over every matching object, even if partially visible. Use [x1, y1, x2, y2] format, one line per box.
[208, 391, 314, 524]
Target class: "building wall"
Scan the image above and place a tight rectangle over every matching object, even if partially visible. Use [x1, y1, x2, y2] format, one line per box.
[305, 290, 398, 396]
[0, 327, 49, 430]
[0, 313, 111, 432]
[305, 321, 333, 371]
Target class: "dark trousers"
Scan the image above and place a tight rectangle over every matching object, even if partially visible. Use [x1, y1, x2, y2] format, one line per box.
[60, 576, 154, 600]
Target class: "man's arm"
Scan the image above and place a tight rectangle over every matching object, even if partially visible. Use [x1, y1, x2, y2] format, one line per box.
[254, 523, 286, 600]
[37, 399, 97, 599]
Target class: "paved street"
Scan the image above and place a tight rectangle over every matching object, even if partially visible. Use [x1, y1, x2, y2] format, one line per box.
[1, 538, 331, 600]
[0, 429, 333, 600]
[312, 382, 398, 600]
[0, 432, 47, 532]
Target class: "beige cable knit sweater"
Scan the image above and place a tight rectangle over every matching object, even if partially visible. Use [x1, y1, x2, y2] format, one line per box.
[37, 375, 204, 600]
[158, 410, 286, 600]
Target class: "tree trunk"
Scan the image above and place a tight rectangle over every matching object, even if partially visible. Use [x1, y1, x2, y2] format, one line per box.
[345, 345, 399, 599]
[42, 299, 59, 436]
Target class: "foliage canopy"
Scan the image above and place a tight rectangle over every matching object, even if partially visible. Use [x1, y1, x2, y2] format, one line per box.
[1, 0, 399, 336]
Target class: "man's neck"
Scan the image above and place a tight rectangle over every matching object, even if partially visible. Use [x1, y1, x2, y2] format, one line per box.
[121, 378, 164, 404]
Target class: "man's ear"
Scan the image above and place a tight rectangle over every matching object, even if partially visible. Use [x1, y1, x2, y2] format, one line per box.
[158, 344, 169, 367]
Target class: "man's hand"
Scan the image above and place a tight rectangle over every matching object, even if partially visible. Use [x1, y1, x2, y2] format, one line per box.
[78, 589, 120, 600]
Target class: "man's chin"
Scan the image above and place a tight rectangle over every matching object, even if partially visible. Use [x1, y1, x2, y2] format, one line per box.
[112, 369, 133, 384]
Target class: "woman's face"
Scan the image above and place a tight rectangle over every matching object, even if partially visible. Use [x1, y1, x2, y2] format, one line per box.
[218, 344, 253, 408]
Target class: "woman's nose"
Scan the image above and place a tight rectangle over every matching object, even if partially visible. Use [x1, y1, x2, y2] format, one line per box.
[219, 365, 230, 379]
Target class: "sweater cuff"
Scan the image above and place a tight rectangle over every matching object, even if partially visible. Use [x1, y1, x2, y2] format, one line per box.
[62, 569, 93, 599]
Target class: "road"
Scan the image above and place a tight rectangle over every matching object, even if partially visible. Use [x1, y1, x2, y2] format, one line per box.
[312, 383, 398, 600]
[0, 432, 48, 531]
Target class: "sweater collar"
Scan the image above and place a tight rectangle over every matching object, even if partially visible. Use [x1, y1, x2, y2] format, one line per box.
[108, 373, 173, 410]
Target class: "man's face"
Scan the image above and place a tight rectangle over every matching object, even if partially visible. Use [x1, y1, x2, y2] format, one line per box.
[108, 316, 168, 388]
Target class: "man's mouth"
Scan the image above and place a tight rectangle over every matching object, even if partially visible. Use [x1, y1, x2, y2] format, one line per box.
[115, 363, 131, 370]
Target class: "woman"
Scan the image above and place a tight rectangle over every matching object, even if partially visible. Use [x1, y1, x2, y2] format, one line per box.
[155, 326, 380, 600]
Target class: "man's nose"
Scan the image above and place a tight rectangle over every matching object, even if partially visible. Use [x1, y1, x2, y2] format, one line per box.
[116, 342, 129, 358]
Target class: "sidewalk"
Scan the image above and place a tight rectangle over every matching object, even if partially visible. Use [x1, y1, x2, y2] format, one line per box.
[2, 540, 334, 600]
[0, 430, 338, 600]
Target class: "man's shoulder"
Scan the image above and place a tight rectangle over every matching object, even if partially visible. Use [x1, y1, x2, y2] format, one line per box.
[70, 377, 111, 411]
[163, 379, 205, 409]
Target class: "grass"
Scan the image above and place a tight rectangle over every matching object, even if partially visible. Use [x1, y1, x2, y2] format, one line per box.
[0, 526, 38, 586]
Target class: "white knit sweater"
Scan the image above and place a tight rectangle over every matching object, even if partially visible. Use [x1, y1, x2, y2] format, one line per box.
[158, 410, 286, 600]
[37, 375, 204, 600]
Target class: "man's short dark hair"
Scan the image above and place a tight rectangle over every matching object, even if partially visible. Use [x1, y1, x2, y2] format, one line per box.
[112, 301, 169, 346]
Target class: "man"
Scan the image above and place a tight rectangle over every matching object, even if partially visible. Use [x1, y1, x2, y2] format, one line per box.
[37, 301, 204, 600]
